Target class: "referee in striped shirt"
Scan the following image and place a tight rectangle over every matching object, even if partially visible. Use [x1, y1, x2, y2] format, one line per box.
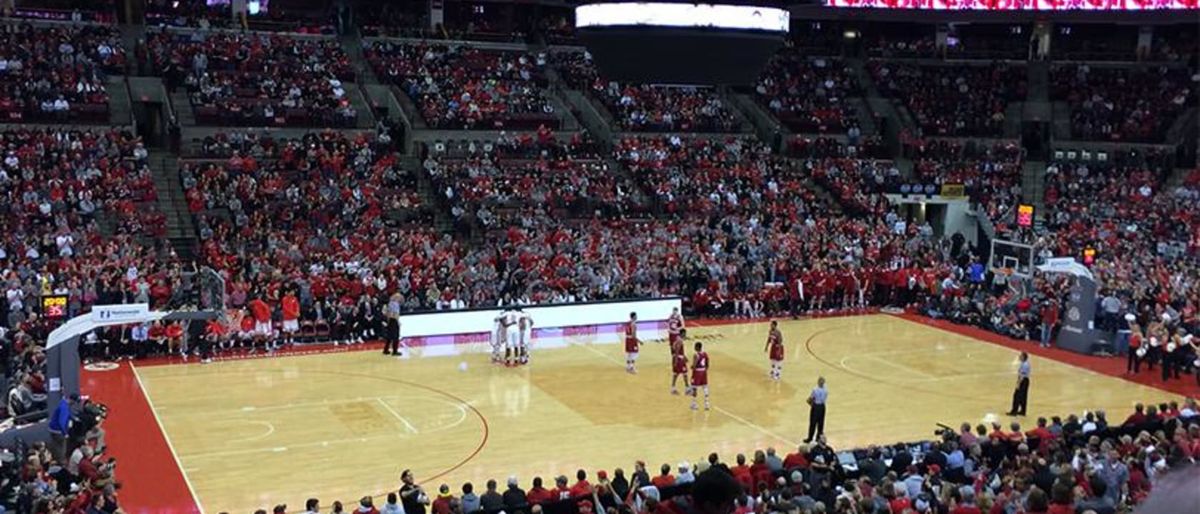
[804, 376, 828, 443]
[1007, 352, 1031, 416]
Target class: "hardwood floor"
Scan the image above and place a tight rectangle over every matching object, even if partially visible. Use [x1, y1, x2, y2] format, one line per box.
[134, 314, 1181, 514]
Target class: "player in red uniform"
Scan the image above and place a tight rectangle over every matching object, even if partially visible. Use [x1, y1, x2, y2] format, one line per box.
[281, 291, 300, 347]
[690, 341, 710, 411]
[764, 320, 784, 381]
[670, 329, 690, 395]
[667, 307, 684, 347]
[624, 312, 640, 373]
[247, 296, 273, 352]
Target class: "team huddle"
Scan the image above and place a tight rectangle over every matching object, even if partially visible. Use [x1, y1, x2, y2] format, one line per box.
[625, 308, 787, 411]
[492, 307, 534, 366]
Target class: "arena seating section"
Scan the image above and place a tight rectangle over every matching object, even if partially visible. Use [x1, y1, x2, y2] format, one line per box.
[367, 42, 557, 130]
[147, 30, 358, 127]
[553, 52, 744, 133]
[870, 62, 1026, 137]
[0, 8, 1197, 514]
[0, 23, 123, 123]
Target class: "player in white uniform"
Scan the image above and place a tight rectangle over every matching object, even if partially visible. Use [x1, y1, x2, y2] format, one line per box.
[517, 309, 533, 365]
[504, 309, 521, 366]
[491, 311, 506, 363]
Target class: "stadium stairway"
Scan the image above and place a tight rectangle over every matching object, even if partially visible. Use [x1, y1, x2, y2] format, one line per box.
[1003, 102, 1023, 139]
[559, 88, 615, 144]
[849, 58, 907, 156]
[106, 76, 134, 126]
[716, 88, 756, 134]
[1051, 102, 1073, 140]
[340, 33, 381, 85]
[1164, 166, 1194, 191]
[1021, 160, 1047, 218]
[344, 86, 378, 129]
[387, 84, 429, 131]
[726, 90, 786, 148]
[169, 90, 196, 126]
[849, 98, 880, 137]
[147, 150, 199, 260]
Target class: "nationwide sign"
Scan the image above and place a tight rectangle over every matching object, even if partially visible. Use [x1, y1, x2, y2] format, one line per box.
[90, 304, 151, 324]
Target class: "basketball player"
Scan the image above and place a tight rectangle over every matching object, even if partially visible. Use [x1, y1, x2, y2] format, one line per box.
[625, 312, 640, 374]
[764, 320, 784, 381]
[690, 341, 710, 411]
[491, 310, 505, 363]
[670, 329, 690, 395]
[280, 290, 300, 347]
[667, 307, 684, 347]
[503, 308, 520, 366]
[247, 295, 273, 353]
[517, 308, 533, 365]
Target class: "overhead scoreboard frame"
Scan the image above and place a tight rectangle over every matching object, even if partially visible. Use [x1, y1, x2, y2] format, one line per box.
[989, 239, 1036, 278]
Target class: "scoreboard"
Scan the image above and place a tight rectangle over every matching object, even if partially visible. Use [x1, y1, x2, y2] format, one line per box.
[41, 295, 68, 319]
[1016, 204, 1035, 228]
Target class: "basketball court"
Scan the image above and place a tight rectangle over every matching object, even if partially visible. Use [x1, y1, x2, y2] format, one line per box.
[120, 314, 1183, 513]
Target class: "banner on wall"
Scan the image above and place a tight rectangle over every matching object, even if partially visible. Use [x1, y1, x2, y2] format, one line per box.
[823, 0, 1198, 9]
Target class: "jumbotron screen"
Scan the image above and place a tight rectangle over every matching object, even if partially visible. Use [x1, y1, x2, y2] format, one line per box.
[823, 0, 1197, 9]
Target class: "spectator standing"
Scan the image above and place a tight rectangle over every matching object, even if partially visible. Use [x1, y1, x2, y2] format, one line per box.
[48, 393, 76, 462]
[400, 470, 428, 514]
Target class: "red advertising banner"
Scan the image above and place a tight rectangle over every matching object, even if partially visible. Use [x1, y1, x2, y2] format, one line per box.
[824, 0, 1198, 9]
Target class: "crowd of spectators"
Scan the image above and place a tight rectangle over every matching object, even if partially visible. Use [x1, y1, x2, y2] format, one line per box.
[553, 52, 742, 133]
[870, 62, 1026, 137]
[903, 138, 1025, 224]
[0, 128, 193, 513]
[146, 29, 357, 127]
[1050, 65, 1194, 143]
[1037, 149, 1197, 320]
[236, 402, 1200, 514]
[0, 23, 124, 123]
[423, 129, 640, 230]
[613, 136, 812, 218]
[180, 130, 434, 312]
[754, 54, 860, 134]
[367, 42, 555, 130]
[144, 0, 335, 33]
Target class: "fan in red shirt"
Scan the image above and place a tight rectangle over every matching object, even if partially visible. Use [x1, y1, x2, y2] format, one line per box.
[624, 312, 640, 374]
[568, 470, 591, 498]
[280, 291, 300, 345]
[764, 320, 784, 381]
[670, 329, 690, 395]
[690, 342, 710, 411]
[525, 477, 554, 505]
